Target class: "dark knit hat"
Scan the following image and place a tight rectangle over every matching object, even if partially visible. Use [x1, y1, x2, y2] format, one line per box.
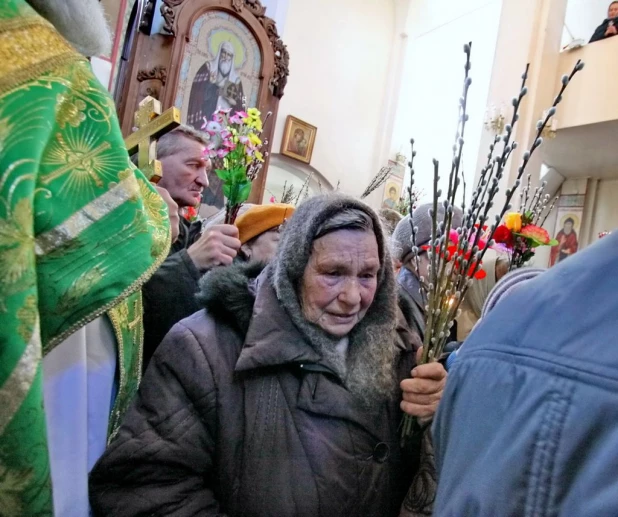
[391, 203, 463, 264]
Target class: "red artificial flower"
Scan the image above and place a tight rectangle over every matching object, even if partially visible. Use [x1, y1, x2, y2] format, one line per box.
[518, 224, 552, 246]
[474, 268, 487, 280]
[493, 225, 514, 247]
[184, 206, 198, 222]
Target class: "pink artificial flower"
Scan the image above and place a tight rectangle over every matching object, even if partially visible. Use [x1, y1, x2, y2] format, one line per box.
[204, 121, 222, 135]
[449, 229, 460, 245]
[217, 149, 228, 158]
[236, 110, 248, 119]
[229, 113, 243, 125]
[221, 130, 232, 140]
[223, 139, 237, 151]
[269, 196, 276, 203]
[239, 135, 250, 145]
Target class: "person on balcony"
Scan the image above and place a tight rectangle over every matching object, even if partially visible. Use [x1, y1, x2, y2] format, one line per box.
[590, 1, 618, 43]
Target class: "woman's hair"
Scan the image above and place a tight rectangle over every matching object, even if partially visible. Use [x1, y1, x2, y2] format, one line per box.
[314, 209, 374, 240]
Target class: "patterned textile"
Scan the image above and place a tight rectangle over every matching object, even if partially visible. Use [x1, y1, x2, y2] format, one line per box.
[0, 0, 170, 513]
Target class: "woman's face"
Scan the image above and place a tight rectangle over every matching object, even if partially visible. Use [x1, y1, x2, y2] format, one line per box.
[242, 229, 281, 263]
[300, 229, 380, 337]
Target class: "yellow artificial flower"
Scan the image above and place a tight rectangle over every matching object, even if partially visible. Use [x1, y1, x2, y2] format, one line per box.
[247, 107, 261, 120]
[255, 150, 264, 162]
[504, 212, 522, 232]
[249, 133, 262, 147]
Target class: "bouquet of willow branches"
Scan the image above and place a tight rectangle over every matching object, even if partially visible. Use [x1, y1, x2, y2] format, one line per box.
[492, 174, 559, 270]
[400, 43, 583, 444]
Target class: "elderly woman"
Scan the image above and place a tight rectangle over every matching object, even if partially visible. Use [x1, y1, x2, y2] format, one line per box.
[234, 203, 295, 263]
[89, 194, 446, 517]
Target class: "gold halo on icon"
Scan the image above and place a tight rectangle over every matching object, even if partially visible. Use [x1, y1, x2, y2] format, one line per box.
[209, 31, 245, 68]
[560, 212, 580, 228]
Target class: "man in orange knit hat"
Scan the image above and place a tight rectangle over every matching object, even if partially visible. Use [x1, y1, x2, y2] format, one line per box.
[235, 203, 296, 263]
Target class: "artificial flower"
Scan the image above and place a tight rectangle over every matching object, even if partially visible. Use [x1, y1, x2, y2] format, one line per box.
[249, 133, 262, 147]
[204, 120, 222, 135]
[254, 150, 264, 162]
[517, 224, 554, 246]
[184, 205, 198, 222]
[504, 212, 522, 233]
[493, 225, 514, 247]
[229, 113, 244, 125]
[269, 196, 276, 203]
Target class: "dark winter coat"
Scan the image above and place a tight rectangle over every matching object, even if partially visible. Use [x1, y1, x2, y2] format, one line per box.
[590, 17, 618, 42]
[142, 217, 202, 370]
[90, 194, 423, 517]
[433, 232, 618, 515]
[397, 266, 457, 344]
[90, 263, 418, 517]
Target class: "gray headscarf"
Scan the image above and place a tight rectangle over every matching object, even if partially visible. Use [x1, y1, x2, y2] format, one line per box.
[271, 193, 398, 406]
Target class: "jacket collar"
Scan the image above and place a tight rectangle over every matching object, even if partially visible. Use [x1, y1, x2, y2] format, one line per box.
[235, 270, 325, 373]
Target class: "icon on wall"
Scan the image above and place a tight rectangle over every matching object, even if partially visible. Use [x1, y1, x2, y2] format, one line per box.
[281, 115, 317, 164]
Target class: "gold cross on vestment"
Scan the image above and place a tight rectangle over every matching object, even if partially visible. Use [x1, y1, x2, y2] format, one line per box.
[124, 96, 181, 183]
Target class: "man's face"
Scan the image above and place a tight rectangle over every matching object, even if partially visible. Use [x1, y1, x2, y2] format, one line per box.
[564, 221, 574, 235]
[219, 48, 233, 77]
[158, 136, 210, 208]
[609, 3, 618, 18]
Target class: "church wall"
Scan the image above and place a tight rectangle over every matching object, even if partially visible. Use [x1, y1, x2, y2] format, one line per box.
[586, 178, 618, 243]
[555, 37, 618, 129]
[270, 0, 396, 195]
[390, 0, 503, 205]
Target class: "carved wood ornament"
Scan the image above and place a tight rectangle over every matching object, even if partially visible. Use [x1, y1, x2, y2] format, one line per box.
[116, 0, 290, 204]
[136, 65, 168, 100]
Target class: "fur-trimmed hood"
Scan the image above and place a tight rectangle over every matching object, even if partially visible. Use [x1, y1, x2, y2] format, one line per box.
[196, 261, 265, 336]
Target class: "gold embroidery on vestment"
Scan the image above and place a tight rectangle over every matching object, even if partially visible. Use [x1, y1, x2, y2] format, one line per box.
[34, 173, 140, 256]
[0, 16, 81, 96]
[0, 318, 40, 434]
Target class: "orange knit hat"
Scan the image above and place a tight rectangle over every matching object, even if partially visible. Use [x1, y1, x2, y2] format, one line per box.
[235, 203, 296, 244]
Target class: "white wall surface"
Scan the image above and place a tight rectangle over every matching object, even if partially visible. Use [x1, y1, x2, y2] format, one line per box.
[390, 0, 503, 205]
[271, 0, 396, 195]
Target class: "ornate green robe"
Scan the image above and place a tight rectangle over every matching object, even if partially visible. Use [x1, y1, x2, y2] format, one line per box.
[0, 1, 171, 514]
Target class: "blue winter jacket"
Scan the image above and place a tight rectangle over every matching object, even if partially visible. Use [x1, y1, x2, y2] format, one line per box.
[433, 231, 618, 516]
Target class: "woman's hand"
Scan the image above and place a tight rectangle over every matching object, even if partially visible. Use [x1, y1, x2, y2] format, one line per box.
[400, 348, 447, 418]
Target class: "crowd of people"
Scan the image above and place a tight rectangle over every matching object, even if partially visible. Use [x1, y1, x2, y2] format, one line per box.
[2, 0, 618, 516]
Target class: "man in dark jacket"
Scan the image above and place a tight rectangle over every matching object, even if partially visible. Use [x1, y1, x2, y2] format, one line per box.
[589, 1, 618, 42]
[142, 126, 242, 370]
[433, 231, 618, 515]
